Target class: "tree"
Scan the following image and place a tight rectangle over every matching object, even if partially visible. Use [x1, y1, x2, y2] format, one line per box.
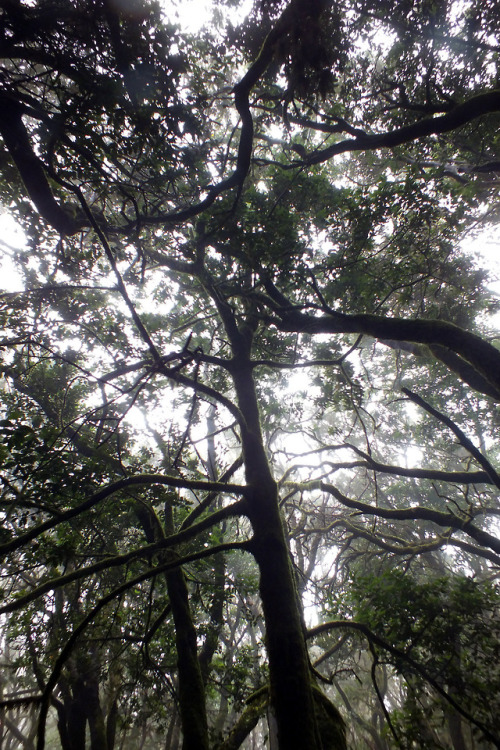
[0, 0, 500, 748]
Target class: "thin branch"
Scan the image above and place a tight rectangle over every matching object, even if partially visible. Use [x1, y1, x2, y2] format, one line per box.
[368, 641, 401, 746]
[73, 187, 162, 362]
[402, 388, 500, 490]
[316, 481, 500, 555]
[344, 443, 493, 485]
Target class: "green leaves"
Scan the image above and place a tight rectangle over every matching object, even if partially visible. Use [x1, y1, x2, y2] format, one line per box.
[1, 0, 500, 747]
[350, 568, 500, 738]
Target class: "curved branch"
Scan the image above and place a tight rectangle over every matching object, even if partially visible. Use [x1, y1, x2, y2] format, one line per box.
[214, 691, 268, 750]
[0, 96, 85, 235]
[319, 482, 500, 555]
[160, 365, 245, 425]
[0, 500, 249, 614]
[300, 90, 500, 167]
[266, 285, 500, 400]
[104, 0, 323, 230]
[335, 519, 500, 565]
[0, 475, 248, 558]
[336, 518, 453, 557]
[307, 620, 499, 746]
[383, 339, 500, 401]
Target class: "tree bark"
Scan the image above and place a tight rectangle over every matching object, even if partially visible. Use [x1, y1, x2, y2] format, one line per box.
[134, 497, 209, 750]
[85, 678, 108, 750]
[164, 506, 209, 750]
[230, 358, 324, 749]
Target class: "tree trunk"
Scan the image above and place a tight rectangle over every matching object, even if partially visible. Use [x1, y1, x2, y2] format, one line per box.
[105, 698, 118, 750]
[249, 483, 322, 748]
[164, 713, 181, 750]
[58, 678, 87, 750]
[231, 359, 323, 749]
[199, 407, 226, 685]
[135, 499, 209, 750]
[85, 678, 108, 750]
[447, 711, 467, 750]
[164, 505, 209, 750]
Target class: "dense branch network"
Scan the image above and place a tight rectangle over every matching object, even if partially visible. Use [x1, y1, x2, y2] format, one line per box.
[0, 1, 499, 748]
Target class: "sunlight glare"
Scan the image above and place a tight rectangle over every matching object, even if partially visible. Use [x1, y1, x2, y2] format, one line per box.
[0, 214, 25, 292]
[166, 0, 253, 34]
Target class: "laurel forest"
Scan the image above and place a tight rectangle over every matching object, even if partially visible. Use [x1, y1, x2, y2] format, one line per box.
[0, 0, 500, 748]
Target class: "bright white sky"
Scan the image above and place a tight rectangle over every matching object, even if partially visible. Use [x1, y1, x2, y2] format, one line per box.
[0, 214, 25, 291]
[168, 0, 213, 31]
[167, 0, 252, 33]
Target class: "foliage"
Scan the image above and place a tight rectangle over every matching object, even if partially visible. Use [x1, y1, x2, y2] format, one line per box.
[352, 570, 500, 743]
[0, 0, 500, 748]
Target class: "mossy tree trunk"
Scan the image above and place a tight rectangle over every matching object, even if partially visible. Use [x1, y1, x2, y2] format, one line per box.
[165, 563, 209, 750]
[85, 677, 108, 750]
[226, 332, 323, 748]
[134, 500, 209, 750]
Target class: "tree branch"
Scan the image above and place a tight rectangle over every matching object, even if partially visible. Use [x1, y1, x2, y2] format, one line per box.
[0, 502, 249, 616]
[265, 283, 500, 400]
[344, 443, 493, 485]
[402, 388, 500, 490]
[318, 482, 500, 555]
[307, 620, 499, 746]
[0, 476, 248, 558]
[0, 96, 85, 236]
[299, 90, 500, 167]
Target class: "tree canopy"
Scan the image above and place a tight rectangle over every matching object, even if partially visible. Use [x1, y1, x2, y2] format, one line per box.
[0, 0, 500, 748]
